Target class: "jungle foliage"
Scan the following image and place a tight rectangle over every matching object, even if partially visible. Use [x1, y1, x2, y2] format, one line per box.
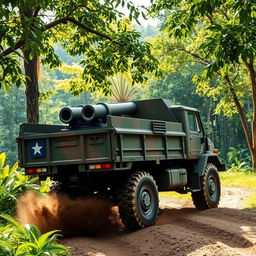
[0, 215, 69, 256]
[0, 153, 51, 215]
[0, 0, 159, 123]
[150, 0, 256, 170]
[0, 1, 253, 170]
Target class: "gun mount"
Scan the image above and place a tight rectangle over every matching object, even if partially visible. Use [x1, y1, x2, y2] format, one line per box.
[59, 98, 178, 126]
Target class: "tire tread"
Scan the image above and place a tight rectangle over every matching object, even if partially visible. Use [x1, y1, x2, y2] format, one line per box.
[192, 163, 220, 210]
[117, 171, 159, 230]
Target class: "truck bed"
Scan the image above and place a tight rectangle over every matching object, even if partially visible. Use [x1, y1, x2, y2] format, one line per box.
[17, 115, 186, 171]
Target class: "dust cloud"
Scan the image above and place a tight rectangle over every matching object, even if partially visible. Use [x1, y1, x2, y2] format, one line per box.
[16, 190, 124, 235]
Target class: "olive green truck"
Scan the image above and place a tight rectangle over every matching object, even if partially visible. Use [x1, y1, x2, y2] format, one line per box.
[17, 98, 225, 230]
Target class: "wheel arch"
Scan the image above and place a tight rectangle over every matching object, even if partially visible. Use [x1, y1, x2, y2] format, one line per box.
[195, 153, 226, 177]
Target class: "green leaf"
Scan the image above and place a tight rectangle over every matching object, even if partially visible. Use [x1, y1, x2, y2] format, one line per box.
[37, 230, 60, 248]
[10, 162, 19, 176]
[1, 165, 9, 178]
[0, 153, 6, 169]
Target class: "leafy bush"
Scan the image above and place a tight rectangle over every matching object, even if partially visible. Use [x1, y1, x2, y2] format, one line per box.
[0, 153, 51, 215]
[0, 214, 70, 256]
[227, 147, 252, 172]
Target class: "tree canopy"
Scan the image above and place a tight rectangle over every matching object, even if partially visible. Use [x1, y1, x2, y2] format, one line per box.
[151, 0, 256, 170]
[0, 0, 159, 122]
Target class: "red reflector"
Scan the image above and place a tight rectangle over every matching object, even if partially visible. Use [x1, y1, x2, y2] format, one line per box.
[27, 169, 36, 174]
[101, 164, 111, 169]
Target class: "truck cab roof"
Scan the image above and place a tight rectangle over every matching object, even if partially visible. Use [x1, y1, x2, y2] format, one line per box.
[170, 105, 200, 113]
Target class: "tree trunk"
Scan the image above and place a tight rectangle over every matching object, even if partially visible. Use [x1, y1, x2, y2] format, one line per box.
[245, 60, 256, 172]
[225, 74, 255, 171]
[23, 50, 39, 124]
[19, 6, 40, 124]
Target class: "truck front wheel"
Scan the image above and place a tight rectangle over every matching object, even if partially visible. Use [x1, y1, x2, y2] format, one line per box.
[192, 163, 221, 210]
[117, 171, 159, 230]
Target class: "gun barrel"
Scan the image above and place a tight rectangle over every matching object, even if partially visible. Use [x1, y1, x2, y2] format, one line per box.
[82, 102, 137, 122]
[59, 107, 83, 124]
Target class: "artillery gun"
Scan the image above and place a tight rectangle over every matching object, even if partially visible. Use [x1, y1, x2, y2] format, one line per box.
[17, 98, 225, 230]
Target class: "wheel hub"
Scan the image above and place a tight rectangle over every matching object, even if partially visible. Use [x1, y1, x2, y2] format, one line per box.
[208, 178, 216, 196]
[141, 191, 151, 211]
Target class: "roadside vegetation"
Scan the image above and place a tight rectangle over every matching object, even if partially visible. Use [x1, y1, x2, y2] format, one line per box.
[0, 153, 50, 216]
[244, 193, 256, 209]
[0, 215, 70, 256]
[0, 152, 70, 255]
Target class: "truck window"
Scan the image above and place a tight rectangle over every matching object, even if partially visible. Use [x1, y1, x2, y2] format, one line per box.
[188, 113, 200, 132]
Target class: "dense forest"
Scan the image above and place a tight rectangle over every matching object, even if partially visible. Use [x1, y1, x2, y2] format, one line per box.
[0, 34, 250, 167]
[0, 0, 253, 170]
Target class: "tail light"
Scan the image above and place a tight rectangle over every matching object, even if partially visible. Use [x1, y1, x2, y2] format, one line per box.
[88, 163, 111, 170]
[26, 168, 47, 174]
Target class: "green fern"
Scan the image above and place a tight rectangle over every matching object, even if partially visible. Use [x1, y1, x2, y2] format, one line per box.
[0, 215, 70, 256]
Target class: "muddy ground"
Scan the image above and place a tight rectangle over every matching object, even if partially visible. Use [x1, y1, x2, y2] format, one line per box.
[60, 187, 256, 256]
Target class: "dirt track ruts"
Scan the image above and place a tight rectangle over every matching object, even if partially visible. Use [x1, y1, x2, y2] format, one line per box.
[61, 187, 256, 256]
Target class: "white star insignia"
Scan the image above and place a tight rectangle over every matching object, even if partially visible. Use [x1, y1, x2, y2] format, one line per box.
[32, 142, 43, 155]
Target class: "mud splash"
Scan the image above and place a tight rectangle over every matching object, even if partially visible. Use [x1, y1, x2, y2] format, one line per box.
[16, 191, 124, 235]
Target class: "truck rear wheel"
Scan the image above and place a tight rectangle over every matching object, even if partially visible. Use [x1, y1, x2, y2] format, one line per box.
[192, 163, 220, 210]
[117, 171, 159, 230]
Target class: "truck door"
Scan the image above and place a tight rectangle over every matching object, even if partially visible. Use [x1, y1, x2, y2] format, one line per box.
[188, 112, 203, 157]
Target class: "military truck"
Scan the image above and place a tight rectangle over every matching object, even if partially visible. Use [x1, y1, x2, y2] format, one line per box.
[17, 98, 225, 230]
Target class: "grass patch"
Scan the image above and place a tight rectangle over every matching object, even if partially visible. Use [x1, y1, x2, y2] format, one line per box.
[160, 171, 256, 201]
[243, 192, 256, 209]
[219, 171, 256, 188]
[160, 191, 191, 200]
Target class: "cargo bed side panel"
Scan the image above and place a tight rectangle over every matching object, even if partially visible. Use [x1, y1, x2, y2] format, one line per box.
[21, 131, 112, 167]
[50, 136, 82, 164]
[84, 133, 112, 162]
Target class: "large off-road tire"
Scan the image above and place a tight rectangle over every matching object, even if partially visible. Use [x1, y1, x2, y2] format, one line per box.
[192, 163, 221, 210]
[117, 171, 159, 230]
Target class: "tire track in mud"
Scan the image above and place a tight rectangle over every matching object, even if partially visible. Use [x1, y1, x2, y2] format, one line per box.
[63, 234, 138, 256]
[156, 206, 256, 256]
[158, 208, 254, 247]
[199, 208, 256, 223]
[174, 217, 253, 248]
[60, 189, 256, 256]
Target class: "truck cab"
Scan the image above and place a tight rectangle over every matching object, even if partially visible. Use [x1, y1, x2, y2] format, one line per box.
[171, 105, 205, 159]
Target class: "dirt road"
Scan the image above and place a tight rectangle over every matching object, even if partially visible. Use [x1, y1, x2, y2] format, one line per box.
[61, 187, 256, 256]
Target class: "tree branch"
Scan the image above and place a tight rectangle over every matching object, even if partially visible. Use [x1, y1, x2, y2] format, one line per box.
[66, 17, 121, 45]
[33, 6, 41, 17]
[206, 13, 214, 25]
[0, 15, 122, 59]
[70, 2, 97, 13]
[177, 47, 211, 65]
[0, 40, 25, 59]
[217, 8, 230, 21]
